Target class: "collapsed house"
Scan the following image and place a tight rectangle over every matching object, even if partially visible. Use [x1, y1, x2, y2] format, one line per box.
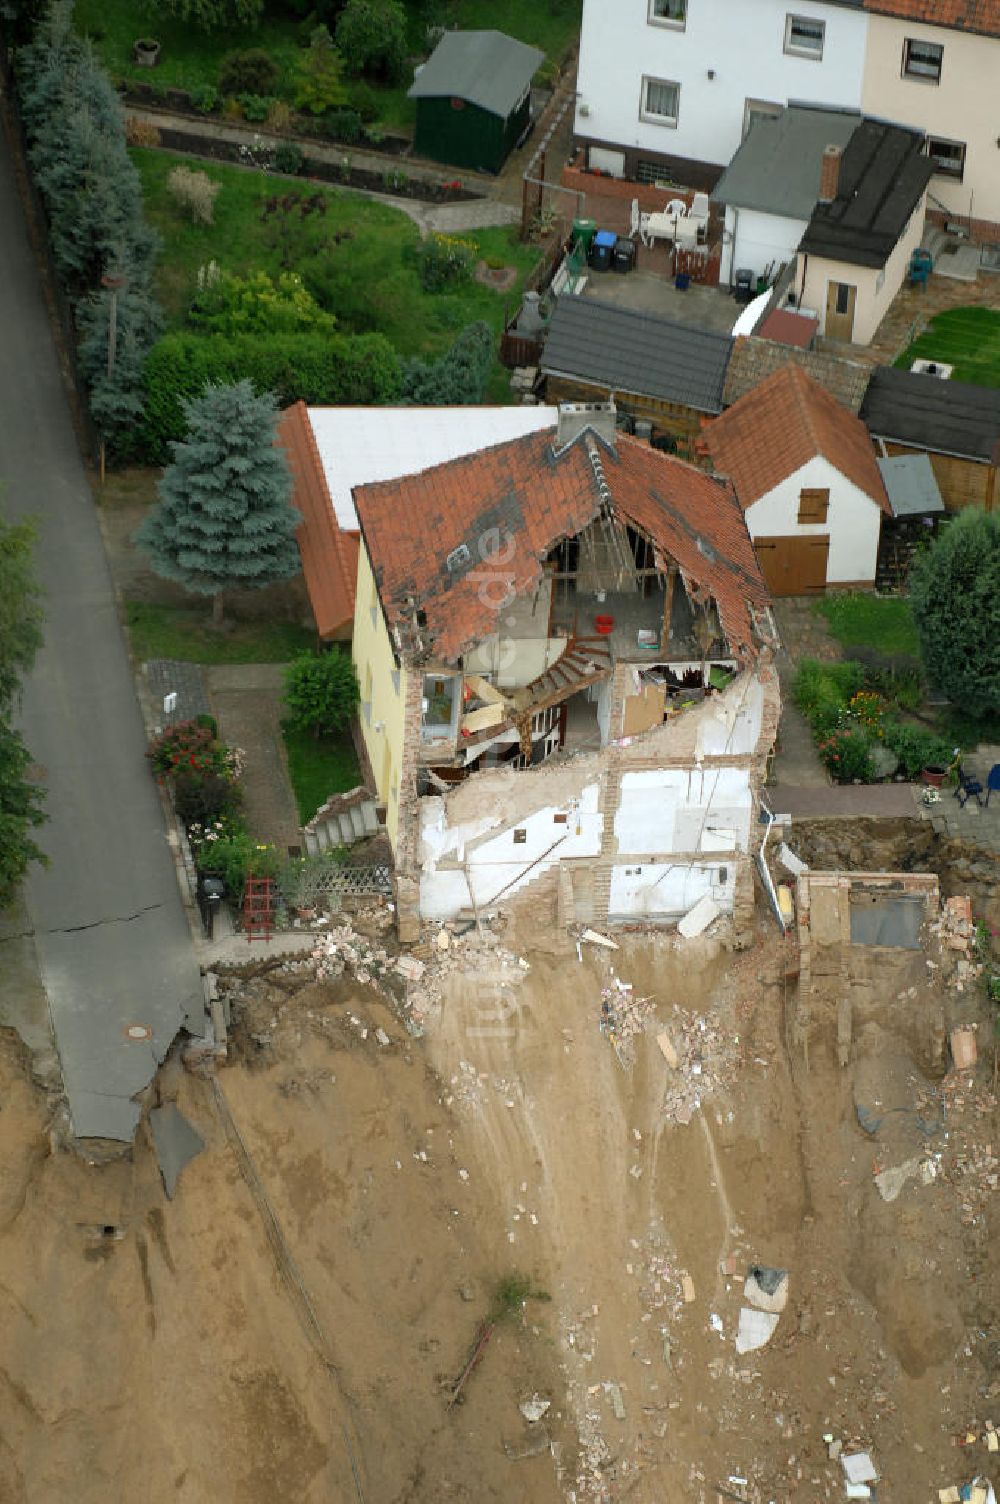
[350, 404, 780, 935]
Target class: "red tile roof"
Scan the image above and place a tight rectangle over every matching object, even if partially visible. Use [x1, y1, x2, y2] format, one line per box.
[864, 0, 1000, 36]
[756, 309, 819, 350]
[704, 364, 891, 514]
[354, 429, 769, 665]
[277, 402, 357, 640]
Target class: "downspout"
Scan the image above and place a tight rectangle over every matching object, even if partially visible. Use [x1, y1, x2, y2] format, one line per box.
[755, 797, 788, 932]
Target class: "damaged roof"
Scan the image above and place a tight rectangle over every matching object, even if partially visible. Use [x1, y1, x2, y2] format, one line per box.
[705, 364, 891, 512]
[354, 428, 769, 665]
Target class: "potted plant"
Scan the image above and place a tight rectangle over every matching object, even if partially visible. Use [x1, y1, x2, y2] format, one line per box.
[921, 764, 947, 786]
[134, 37, 160, 67]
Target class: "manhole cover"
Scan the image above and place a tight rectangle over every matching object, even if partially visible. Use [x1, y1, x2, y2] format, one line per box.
[124, 1024, 152, 1041]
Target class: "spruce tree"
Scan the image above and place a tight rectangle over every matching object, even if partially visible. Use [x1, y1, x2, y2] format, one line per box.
[135, 380, 300, 626]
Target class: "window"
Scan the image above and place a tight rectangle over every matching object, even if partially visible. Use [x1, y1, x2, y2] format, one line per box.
[798, 488, 830, 524]
[743, 97, 782, 139]
[926, 136, 965, 180]
[784, 14, 825, 58]
[903, 37, 943, 81]
[513, 829, 527, 844]
[648, 0, 686, 26]
[640, 75, 680, 127]
[835, 283, 851, 314]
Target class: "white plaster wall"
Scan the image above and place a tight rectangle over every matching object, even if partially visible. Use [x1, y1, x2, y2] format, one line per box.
[723, 206, 808, 285]
[862, 16, 1000, 227]
[615, 766, 752, 856]
[745, 454, 882, 584]
[464, 635, 567, 688]
[576, 0, 867, 172]
[609, 861, 734, 919]
[697, 673, 764, 757]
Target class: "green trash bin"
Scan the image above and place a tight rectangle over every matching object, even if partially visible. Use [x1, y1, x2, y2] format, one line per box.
[572, 218, 597, 255]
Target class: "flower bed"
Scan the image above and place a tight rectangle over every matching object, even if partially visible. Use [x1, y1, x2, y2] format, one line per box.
[794, 659, 952, 784]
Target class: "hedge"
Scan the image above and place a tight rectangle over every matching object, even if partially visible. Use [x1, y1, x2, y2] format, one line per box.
[141, 329, 403, 461]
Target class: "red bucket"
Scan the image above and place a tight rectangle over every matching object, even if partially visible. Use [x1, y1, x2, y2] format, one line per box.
[594, 614, 615, 635]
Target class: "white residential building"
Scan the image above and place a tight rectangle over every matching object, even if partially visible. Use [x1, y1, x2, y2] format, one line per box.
[574, 0, 869, 188]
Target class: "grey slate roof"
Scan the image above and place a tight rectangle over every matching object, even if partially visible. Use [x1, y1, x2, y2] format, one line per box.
[541, 296, 733, 415]
[408, 30, 544, 118]
[799, 120, 934, 268]
[877, 453, 945, 516]
[723, 335, 872, 414]
[713, 106, 861, 221]
[861, 367, 1000, 462]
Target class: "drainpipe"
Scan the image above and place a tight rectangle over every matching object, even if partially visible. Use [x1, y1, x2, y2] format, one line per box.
[755, 798, 788, 932]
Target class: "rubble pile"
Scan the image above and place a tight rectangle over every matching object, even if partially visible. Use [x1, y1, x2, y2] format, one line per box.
[928, 895, 985, 994]
[599, 980, 654, 1070]
[659, 1006, 740, 1125]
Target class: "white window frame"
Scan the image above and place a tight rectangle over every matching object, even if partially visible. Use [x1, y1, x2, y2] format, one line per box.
[640, 75, 680, 128]
[926, 135, 965, 181]
[743, 97, 782, 139]
[784, 13, 825, 59]
[648, 0, 687, 28]
[902, 36, 943, 82]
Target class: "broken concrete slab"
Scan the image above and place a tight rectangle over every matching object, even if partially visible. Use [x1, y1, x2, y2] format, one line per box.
[777, 842, 808, 877]
[734, 1307, 779, 1354]
[677, 895, 720, 939]
[149, 1102, 205, 1199]
[874, 1157, 922, 1203]
[841, 1452, 878, 1487]
[656, 1031, 679, 1068]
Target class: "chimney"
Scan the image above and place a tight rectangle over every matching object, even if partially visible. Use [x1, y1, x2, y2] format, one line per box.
[818, 144, 843, 204]
[554, 401, 618, 452]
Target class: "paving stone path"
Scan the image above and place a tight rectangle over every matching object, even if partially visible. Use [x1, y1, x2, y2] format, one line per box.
[207, 664, 302, 858]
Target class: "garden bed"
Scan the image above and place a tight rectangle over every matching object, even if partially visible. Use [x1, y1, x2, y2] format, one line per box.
[793, 658, 953, 785]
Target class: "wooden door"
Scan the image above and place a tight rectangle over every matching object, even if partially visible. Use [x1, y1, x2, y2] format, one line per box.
[825, 280, 857, 342]
[754, 536, 829, 595]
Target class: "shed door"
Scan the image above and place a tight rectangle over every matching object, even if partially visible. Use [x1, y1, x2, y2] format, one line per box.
[825, 281, 857, 342]
[754, 536, 829, 595]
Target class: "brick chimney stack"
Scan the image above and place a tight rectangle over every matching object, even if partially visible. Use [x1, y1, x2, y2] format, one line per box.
[818, 144, 843, 203]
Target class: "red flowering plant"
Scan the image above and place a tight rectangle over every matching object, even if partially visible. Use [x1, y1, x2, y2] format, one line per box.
[147, 717, 243, 781]
[817, 726, 875, 783]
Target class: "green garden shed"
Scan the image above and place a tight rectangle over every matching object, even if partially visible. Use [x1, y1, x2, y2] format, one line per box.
[408, 30, 544, 175]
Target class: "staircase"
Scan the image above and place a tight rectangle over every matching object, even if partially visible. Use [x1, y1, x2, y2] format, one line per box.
[303, 784, 379, 855]
[511, 635, 612, 715]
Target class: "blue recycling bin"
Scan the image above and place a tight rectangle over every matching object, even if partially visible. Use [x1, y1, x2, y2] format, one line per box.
[589, 230, 617, 272]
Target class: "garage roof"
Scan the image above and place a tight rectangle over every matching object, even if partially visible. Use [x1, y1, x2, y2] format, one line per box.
[542, 296, 734, 415]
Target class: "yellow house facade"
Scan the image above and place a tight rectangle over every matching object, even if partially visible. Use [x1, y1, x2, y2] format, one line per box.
[861, 14, 1000, 239]
[352, 542, 408, 852]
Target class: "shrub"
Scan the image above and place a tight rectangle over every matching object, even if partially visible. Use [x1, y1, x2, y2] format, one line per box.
[910, 510, 1000, 717]
[147, 718, 241, 780]
[190, 84, 219, 113]
[273, 141, 305, 176]
[194, 827, 278, 898]
[335, 0, 407, 81]
[415, 232, 477, 292]
[188, 269, 335, 336]
[266, 98, 293, 131]
[817, 726, 875, 784]
[346, 79, 378, 122]
[882, 722, 953, 780]
[321, 108, 363, 143]
[167, 165, 221, 225]
[283, 649, 359, 735]
[218, 47, 279, 98]
[141, 330, 403, 462]
[125, 117, 162, 148]
[861, 658, 923, 711]
[238, 92, 272, 122]
[172, 767, 243, 828]
[793, 658, 865, 737]
[401, 320, 494, 406]
[295, 23, 347, 115]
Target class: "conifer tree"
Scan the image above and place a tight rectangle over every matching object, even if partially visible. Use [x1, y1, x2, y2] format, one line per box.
[135, 381, 300, 626]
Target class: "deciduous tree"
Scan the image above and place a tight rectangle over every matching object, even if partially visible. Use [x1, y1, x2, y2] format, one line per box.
[283, 650, 359, 736]
[909, 510, 1000, 716]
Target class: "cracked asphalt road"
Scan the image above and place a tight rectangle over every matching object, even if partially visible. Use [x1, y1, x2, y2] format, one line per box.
[0, 128, 202, 1140]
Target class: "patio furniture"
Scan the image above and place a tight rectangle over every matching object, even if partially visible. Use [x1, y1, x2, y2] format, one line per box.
[630, 198, 652, 247]
[688, 191, 710, 241]
[645, 209, 685, 246]
[954, 767, 983, 807]
[674, 216, 699, 251]
[986, 764, 1000, 805]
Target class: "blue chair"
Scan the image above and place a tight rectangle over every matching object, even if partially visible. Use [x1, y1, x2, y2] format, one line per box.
[955, 767, 983, 807]
[986, 764, 1000, 806]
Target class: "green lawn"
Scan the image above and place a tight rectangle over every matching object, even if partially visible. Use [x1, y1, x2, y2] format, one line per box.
[125, 601, 316, 663]
[813, 594, 920, 657]
[132, 148, 540, 360]
[895, 307, 1000, 388]
[76, 0, 580, 128]
[282, 723, 361, 823]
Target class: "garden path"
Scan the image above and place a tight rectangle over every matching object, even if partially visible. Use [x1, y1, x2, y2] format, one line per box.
[767, 597, 840, 789]
[124, 107, 520, 235]
[207, 664, 302, 858]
